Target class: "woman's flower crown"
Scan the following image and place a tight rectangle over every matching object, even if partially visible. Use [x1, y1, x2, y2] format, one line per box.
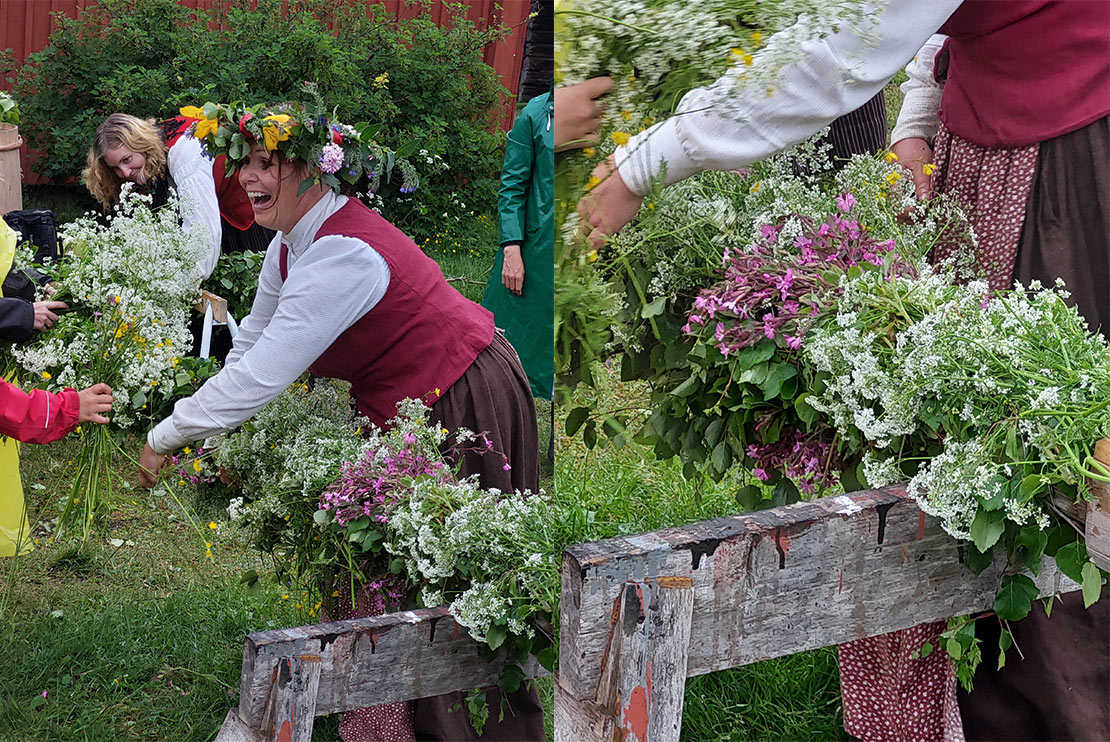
[179, 88, 418, 196]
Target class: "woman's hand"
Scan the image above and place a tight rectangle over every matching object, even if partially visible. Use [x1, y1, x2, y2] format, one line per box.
[77, 383, 113, 424]
[501, 243, 524, 295]
[554, 77, 613, 152]
[578, 155, 645, 250]
[139, 442, 167, 488]
[33, 301, 67, 331]
[891, 138, 936, 200]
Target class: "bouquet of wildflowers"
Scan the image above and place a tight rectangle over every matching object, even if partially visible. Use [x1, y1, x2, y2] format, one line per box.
[3, 187, 206, 539]
[555, 0, 880, 392]
[206, 384, 554, 679]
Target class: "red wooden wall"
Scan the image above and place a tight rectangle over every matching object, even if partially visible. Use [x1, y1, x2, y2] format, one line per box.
[0, 0, 531, 183]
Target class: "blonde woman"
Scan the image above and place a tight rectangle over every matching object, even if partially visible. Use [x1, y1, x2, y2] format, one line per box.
[84, 112, 274, 280]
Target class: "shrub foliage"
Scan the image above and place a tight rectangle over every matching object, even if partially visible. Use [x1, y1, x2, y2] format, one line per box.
[13, 0, 509, 235]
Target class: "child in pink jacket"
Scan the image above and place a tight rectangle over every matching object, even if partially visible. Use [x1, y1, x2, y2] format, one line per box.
[0, 380, 113, 444]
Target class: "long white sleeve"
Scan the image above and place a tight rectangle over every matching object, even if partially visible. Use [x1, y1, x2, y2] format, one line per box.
[148, 195, 390, 453]
[168, 136, 223, 279]
[615, 1, 964, 195]
[889, 34, 947, 146]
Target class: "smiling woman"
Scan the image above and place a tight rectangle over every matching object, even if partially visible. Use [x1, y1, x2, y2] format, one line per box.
[135, 98, 545, 742]
[83, 112, 275, 282]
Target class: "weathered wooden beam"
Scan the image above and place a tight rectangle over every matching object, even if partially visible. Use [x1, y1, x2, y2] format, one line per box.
[237, 606, 545, 729]
[260, 656, 321, 742]
[558, 485, 1080, 701]
[1086, 439, 1110, 571]
[214, 708, 266, 742]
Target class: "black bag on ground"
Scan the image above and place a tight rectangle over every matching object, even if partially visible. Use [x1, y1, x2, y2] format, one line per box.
[3, 209, 62, 264]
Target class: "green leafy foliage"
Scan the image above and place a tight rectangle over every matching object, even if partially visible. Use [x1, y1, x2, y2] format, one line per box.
[12, 0, 507, 237]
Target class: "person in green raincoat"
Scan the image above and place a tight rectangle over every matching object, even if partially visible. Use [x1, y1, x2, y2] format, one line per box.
[481, 91, 553, 400]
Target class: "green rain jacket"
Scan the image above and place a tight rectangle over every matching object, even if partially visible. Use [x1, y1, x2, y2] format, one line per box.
[481, 91, 553, 399]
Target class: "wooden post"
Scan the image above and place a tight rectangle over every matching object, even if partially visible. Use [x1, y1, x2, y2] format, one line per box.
[260, 655, 321, 742]
[1086, 439, 1110, 571]
[0, 123, 23, 215]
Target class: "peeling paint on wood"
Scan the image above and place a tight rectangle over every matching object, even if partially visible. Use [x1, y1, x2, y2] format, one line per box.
[233, 606, 544, 731]
[558, 484, 1080, 717]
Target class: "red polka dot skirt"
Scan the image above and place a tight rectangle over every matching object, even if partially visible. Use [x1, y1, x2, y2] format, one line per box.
[840, 621, 964, 742]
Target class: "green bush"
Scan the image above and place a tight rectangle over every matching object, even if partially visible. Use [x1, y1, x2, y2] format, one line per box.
[13, 0, 509, 237]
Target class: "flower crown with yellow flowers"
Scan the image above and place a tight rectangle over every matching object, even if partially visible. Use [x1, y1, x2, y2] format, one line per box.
[179, 88, 419, 196]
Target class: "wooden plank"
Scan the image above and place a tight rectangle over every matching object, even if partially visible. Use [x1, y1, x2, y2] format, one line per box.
[194, 290, 228, 323]
[213, 708, 266, 742]
[1086, 439, 1110, 571]
[238, 606, 546, 728]
[605, 579, 694, 742]
[558, 485, 1080, 699]
[260, 656, 321, 742]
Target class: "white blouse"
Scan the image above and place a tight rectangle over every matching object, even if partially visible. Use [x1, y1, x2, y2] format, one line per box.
[148, 191, 390, 453]
[615, 1, 965, 195]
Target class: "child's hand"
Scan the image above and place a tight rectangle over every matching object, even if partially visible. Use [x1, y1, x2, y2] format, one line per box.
[78, 383, 113, 424]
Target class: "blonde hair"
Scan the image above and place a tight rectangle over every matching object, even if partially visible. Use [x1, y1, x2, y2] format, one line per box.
[83, 113, 169, 209]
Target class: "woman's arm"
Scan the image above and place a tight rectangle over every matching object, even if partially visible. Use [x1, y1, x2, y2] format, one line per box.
[168, 135, 223, 279]
[146, 234, 390, 454]
[613, 2, 962, 195]
[497, 100, 539, 296]
[890, 34, 946, 146]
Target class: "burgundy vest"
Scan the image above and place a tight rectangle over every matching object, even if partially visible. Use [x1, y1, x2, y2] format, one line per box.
[937, 0, 1110, 148]
[280, 199, 495, 428]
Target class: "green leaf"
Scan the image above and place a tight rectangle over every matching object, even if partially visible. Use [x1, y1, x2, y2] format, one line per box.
[711, 441, 731, 473]
[536, 646, 556, 672]
[564, 407, 590, 436]
[998, 629, 1013, 670]
[969, 508, 1005, 552]
[1081, 561, 1103, 608]
[964, 544, 993, 575]
[1015, 525, 1048, 573]
[918, 641, 934, 659]
[394, 140, 420, 159]
[794, 393, 819, 424]
[1055, 541, 1088, 583]
[759, 363, 797, 401]
[670, 375, 701, 398]
[994, 574, 1038, 621]
[312, 509, 329, 525]
[582, 419, 597, 449]
[486, 623, 507, 651]
[496, 663, 525, 693]
[175, 370, 194, 387]
[735, 485, 763, 511]
[641, 296, 666, 318]
[733, 339, 776, 369]
[945, 636, 963, 660]
[1017, 474, 1044, 503]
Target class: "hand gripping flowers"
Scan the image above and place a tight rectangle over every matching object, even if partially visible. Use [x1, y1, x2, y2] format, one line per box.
[179, 95, 419, 196]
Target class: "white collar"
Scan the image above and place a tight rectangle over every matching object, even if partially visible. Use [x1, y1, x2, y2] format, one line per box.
[281, 190, 348, 255]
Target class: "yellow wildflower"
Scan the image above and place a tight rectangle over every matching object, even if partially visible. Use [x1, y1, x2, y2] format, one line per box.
[193, 459, 203, 473]
[434, 387, 441, 397]
[208, 521, 218, 530]
[40, 371, 51, 380]
[179, 107, 218, 139]
[582, 147, 596, 158]
[752, 31, 763, 46]
[885, 171, 902, 185]
[587, 249, 599, 263]
[611, 131, 630, 146]
[261, 114, 294, 151]
[884, 151, 899, 163]
[750, 181, 761, 193]
[586, 176, 601, 190]
[183, 446, 192, 454]
[922, 163, 937, 175]
[373, 72, 389, 89]
[620, 110, 632, 121]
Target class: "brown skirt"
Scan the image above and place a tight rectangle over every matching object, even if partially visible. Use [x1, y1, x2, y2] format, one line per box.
[956, 116, 1110, 742]
[414, 330, 545, 742]
[337, 331, 544, 742]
